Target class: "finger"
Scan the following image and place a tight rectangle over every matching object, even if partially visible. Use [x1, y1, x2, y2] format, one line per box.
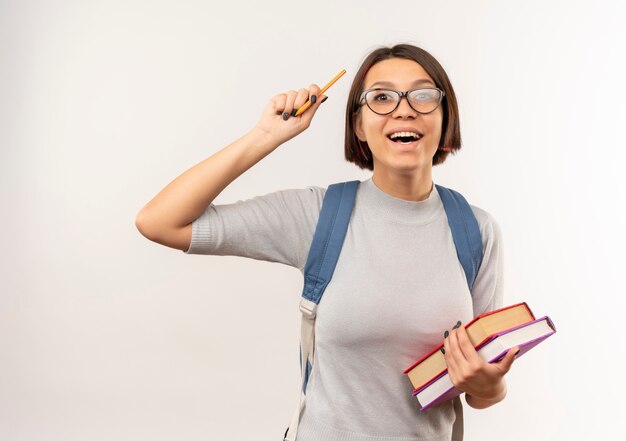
[292, 88, 310, 115]
[495, 346, 519, 374]
[442, 330, 463, 389]
[442, 331, 456, 370]
[447, 326, 469, 368]
[271, 93, 287, 115]
[282, 90, 298, 119]
[308, 83, 321, 105]
[295, 86, 326, 126]
[296, 84, 322, 111]
[294, 84, 323, 117]
[455, 322, 483, 364]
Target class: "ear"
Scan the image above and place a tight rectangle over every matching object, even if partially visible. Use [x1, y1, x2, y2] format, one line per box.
[354, 112, 367, 142]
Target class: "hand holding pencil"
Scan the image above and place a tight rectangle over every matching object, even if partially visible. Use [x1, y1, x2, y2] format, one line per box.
[253, 69, 346, 148]
[294, 69, 346, 116]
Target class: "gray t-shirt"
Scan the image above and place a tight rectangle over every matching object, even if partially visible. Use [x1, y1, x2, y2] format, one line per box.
[185, 177, 503, 441]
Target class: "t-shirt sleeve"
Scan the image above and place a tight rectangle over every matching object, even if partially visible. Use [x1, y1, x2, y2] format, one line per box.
[469, 206, 504, 317]
[183, 186, 326, 270]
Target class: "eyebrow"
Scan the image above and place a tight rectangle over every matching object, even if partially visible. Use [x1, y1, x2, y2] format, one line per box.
[368, 79, 435, 88]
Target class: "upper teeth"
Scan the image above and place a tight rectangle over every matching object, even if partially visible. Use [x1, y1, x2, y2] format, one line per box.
[390, 132, 421, 139]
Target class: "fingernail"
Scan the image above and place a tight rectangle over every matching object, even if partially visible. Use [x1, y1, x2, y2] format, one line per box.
[283, 112, 289, 121]
[276, 111, 282, 115]
[444, 330, 449, 339]
[440, 347, 445, 354]
[453, 321, 461, 329]
[291, 109, 298, 117]
[321, 96, 328, 103]
[514, 348, 520, 356]
[311, 95, 317, 104]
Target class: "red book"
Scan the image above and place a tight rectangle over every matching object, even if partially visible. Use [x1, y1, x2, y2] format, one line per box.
[413, 316, 556, 410]
[404, 303, 535, 391]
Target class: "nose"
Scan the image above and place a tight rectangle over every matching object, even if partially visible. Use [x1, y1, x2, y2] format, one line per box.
[392, 95, 417, 118]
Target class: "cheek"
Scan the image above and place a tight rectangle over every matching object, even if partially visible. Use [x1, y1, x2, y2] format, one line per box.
[361, 118, 385, 139]
[428, 114, 444, 138]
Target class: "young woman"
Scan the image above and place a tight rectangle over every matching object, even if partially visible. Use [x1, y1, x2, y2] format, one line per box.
[136, 44, 518, 441]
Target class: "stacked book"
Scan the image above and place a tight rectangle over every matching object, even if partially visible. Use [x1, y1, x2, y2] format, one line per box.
[403, 302, 556, 410]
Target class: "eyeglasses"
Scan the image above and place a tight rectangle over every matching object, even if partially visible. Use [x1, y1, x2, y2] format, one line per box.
[358, 87, 446, 115]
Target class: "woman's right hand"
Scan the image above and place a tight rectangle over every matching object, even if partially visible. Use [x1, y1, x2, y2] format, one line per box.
[136, 85, 327, 251]
[253, 84, 327, 148]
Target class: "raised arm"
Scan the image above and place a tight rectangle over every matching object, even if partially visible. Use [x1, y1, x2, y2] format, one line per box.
[135, 85, 325, 252]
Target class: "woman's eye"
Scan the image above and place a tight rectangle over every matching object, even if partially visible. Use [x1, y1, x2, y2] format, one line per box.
[373, 93, 391, 101]
[413, 91, 436, 101]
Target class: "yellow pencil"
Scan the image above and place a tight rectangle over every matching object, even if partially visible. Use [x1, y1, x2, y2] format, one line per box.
[294, 69, 346, 117]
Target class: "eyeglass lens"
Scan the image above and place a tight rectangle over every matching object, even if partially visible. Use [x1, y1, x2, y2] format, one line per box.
[365, 89, 442, 115]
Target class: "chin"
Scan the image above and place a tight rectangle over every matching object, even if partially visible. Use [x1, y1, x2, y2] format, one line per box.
[378, 159, 431, 175]
[394, 153, 433, 168]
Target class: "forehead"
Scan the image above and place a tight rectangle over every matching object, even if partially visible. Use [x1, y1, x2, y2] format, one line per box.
[364, 58, 435, 89]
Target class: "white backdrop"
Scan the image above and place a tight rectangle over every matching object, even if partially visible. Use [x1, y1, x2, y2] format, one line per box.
[2, 0, 625, 440]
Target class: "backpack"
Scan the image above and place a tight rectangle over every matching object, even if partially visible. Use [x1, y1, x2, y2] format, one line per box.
[283, 180, 483, 441]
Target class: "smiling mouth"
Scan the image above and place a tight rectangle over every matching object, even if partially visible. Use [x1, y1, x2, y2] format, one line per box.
[387, 132, 423, 144]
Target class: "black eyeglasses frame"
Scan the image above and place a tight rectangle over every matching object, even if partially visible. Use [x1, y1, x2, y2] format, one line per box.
[358, 87, 446, 115]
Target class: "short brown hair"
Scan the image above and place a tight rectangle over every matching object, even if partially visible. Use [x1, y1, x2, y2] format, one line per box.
[344, 44, 461, 170]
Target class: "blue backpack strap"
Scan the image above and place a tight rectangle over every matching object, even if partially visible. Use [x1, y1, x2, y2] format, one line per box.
[435, 184, 483, 291]
[295, 180, 359, 399]
[302, 180, 360, 304]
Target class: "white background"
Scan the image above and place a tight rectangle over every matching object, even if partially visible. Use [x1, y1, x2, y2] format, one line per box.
[2, 0, 625, 440]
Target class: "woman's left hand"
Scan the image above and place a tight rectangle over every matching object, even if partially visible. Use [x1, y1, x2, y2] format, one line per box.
[442, 322, 519, 406]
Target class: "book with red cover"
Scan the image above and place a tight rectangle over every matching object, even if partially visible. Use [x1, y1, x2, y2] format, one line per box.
[412, 316, 556, 411]
[403, 302, 535, 391]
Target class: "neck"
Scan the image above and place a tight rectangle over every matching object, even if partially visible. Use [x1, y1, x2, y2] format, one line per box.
[371, 168, 434, 202]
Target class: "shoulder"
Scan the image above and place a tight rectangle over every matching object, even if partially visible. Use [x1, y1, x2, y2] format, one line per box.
[435, 184, 502, 244]
[239, 185, 326, 210]
[295, 185, 327, 203]
[246, 185, 328, 233]
[468, 204, 503, 250]
[268, 185, 326, 213]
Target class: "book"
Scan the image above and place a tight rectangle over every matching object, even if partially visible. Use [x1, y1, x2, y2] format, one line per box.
[403, 302, 535, 391]
[413, 316, 556, 410]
